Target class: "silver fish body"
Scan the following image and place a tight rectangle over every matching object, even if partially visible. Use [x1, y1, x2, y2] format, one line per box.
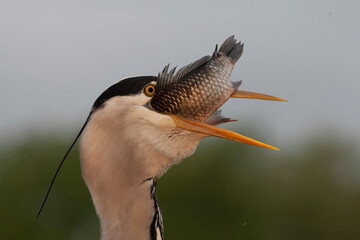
[150, 36, 244, 123]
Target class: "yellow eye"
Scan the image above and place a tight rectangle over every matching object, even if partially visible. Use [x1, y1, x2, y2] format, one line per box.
[143, 84, 156, 97]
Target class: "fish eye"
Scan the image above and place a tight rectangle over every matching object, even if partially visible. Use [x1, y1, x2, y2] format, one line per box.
[143, 84, 156, 97]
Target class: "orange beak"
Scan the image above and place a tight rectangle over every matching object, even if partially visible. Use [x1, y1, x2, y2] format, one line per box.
[171, 90, 286, 150]
[230, 90, 287, 102]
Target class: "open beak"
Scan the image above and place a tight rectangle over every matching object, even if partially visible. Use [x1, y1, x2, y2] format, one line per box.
[231, 90, 287, 102]
[171, 90, 286, 151]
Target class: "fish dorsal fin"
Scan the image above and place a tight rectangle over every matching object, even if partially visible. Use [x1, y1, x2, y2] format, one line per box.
[157, 55, 210, 90]
[156, 64, 176, 90]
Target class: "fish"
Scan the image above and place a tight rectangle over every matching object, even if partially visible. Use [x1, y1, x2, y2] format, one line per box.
[150, 35, 243, 125]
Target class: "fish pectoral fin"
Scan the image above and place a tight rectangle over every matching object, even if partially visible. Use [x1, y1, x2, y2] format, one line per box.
[204, 110, 231, 125]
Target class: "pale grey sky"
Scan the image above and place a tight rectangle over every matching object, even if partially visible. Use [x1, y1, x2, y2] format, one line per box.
[1, 0, 359, 144]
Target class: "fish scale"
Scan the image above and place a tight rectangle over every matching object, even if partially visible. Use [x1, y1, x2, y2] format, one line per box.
[150, 36, 244, 123]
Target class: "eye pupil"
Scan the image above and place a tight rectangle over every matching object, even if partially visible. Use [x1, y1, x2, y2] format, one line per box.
[144, 84, 156, 96]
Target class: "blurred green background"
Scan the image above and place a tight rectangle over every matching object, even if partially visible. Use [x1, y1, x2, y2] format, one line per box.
[1, 127, 359, 240]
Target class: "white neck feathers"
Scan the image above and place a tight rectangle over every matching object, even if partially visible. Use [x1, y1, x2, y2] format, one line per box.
[79, 94, 202, 239]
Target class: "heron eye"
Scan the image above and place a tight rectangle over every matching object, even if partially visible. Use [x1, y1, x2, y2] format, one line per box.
[143, 84, 156, 97]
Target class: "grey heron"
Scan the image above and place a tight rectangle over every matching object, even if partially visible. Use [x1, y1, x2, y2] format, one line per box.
[37, 36, 285, 240]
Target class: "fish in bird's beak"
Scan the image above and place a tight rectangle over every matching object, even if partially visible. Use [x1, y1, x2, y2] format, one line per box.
[150, 36, 286, 150]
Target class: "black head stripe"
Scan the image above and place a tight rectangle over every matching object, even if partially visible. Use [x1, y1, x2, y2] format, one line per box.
[92, 76, 157, 111]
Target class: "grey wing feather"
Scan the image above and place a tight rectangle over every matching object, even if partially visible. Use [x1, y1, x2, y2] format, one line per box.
[157, 55, 210, 90]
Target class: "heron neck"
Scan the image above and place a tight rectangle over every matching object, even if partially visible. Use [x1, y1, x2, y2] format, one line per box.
[80, 133, 166, 240]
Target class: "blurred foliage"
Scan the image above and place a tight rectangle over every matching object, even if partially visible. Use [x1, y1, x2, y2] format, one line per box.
[0, 130, 360, 239]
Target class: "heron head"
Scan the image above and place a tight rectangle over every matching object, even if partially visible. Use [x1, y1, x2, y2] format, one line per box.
[84, 73, 285, 167]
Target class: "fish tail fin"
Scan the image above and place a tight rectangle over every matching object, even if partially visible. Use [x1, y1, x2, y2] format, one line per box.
[218, 35, 244, 64]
